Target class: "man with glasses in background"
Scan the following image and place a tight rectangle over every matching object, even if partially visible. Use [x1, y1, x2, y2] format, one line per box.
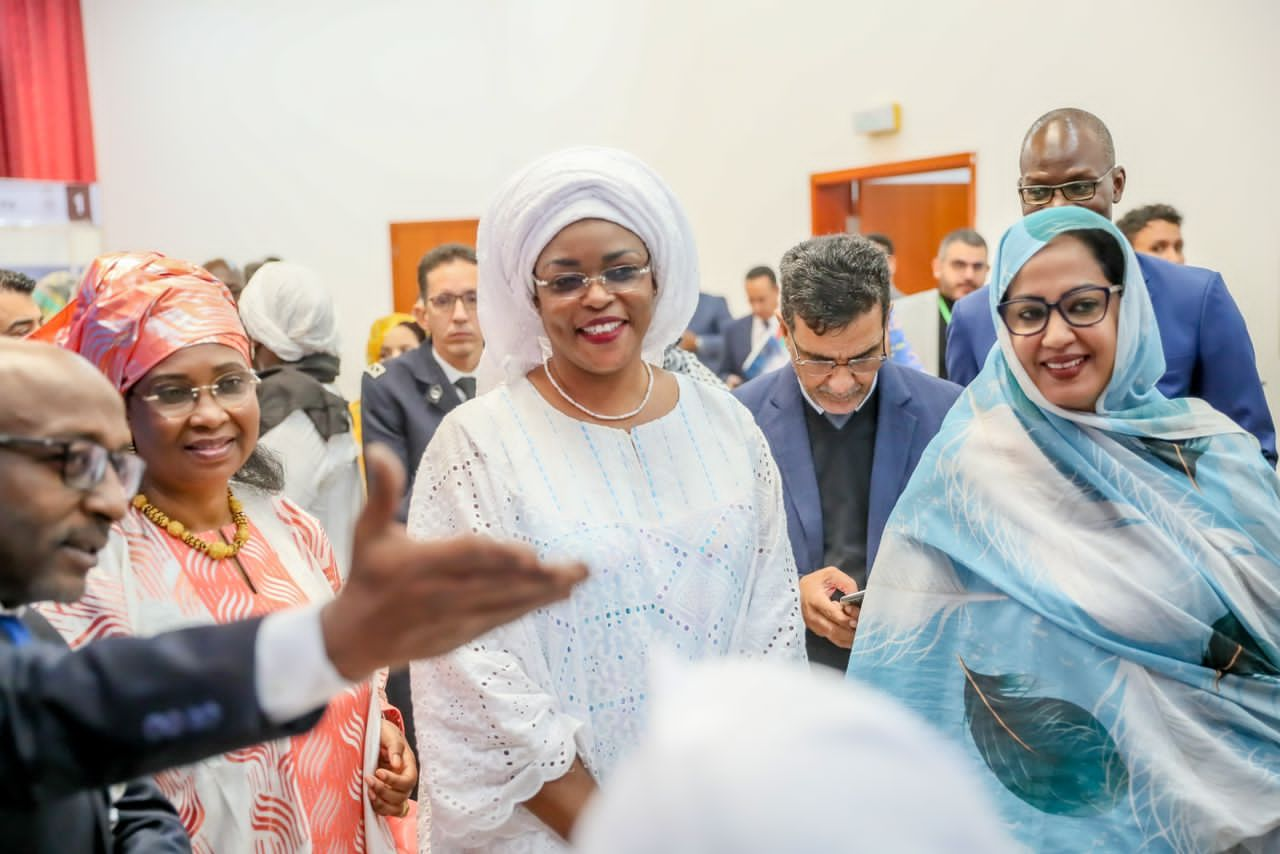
[361, 243, 483, 519]
[735, 235, 960, 671]
[946, 107, 1275, 464]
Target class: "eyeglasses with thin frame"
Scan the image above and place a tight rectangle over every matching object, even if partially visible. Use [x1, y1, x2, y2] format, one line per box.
[532, 265, 652, 299]
[1017, 166, 1118, 207]
[997, 284, 1124, 336]
[135, 370, 261, 419]
[427, 291, 479, 312]
[788, 337, 888, 379]
[0, 434, 146, 497]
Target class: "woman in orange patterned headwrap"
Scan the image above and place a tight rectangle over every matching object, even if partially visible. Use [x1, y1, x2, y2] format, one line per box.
[33, 252, 418, 853]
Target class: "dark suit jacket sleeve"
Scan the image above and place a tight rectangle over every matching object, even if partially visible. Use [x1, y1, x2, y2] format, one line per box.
[0, 617, 322, 807]
[1195, 275, 1278, 464]
[113, 777, 191, 853]
[361, 371, 413, 480]
[945, 293, 987, 386]
[697, 297, 735, 367]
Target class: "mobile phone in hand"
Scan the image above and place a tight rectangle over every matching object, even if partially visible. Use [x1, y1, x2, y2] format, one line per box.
[838, 590, 865, 606]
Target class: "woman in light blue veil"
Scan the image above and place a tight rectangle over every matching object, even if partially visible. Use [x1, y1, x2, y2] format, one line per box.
[847, 206, 1280, 853]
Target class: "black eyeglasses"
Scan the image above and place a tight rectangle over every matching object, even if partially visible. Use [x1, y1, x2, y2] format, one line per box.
[0, 435, 146, 496]
[1017, 166, 1117, 207]
[997, 284, 1124, 336]
[533, 265, 652, 299]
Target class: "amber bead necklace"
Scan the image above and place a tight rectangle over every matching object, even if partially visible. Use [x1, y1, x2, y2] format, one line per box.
[132, 488, 250, 560]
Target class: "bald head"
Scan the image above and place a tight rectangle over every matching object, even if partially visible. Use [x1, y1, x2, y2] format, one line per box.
[1018, 108, 1125, 219]
[0, 339, 124, 434]
[0, 339, 132, 607]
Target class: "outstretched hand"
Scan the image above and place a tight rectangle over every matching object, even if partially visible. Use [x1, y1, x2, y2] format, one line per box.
[321, 444, 588, 681]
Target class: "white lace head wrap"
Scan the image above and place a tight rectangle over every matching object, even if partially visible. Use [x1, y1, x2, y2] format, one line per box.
[475, 146, 699, 390]
[238, 261, 341, 362]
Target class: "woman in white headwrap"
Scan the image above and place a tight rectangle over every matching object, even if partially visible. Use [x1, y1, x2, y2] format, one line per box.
[239, 261, 363, 577]
[407, 147, 804, 853]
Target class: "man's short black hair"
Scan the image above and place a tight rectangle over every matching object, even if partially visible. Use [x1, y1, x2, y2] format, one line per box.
[864, 233, 894, 255]
[0, 270, 36, 294]
[1116, 204, 1183, 240]
[780, 235, 889, 336]
[417, 244, 477, 300]
[744, 265, 777, 287]
[937, 229, 987, 257]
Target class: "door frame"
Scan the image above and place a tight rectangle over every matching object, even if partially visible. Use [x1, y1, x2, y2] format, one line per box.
[809, 152, 977, 236]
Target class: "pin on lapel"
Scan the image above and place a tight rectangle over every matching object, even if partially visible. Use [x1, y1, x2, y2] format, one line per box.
[427, 384, 444, 404]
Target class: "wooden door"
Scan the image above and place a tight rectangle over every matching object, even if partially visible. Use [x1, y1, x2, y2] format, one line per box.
[810, 153, 976, 294]
[388, 219, 479, 313]
[859, 181, 969, 295]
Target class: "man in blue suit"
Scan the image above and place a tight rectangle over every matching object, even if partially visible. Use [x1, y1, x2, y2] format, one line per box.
[679, 292, 734, 371]
[735, 235, 960, 670]
[720, 266, 789, 387]
[946, 108, 1276, 464]
[362, 243, 483, 520]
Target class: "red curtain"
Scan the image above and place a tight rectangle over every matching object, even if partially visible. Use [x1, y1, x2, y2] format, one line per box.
[0, 0, 95, 182]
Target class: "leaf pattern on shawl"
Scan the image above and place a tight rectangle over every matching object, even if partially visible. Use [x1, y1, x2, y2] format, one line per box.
[959, 657, 1129, 817]
[1143, 438, 1208, 488]
[1203, 613, 1280, 679]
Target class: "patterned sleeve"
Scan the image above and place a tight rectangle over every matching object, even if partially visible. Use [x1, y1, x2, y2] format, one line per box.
[35, 534, 135, 647]
[407, 411, 583, 849]
[732, 417, 806, 660]
[276, 497, 343, 596]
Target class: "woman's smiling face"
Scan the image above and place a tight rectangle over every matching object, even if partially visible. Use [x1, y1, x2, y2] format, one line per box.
[532, 219, 656, 378]
[1002, 234, 1121, 412]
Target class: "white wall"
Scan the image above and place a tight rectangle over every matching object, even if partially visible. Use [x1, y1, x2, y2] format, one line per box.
[81, 0, 1280, 403]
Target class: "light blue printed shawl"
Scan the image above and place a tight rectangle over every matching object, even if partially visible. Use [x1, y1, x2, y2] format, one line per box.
[847, 206, 1280, 852]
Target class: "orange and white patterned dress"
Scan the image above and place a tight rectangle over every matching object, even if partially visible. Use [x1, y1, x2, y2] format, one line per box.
[41, 488, 411, 853]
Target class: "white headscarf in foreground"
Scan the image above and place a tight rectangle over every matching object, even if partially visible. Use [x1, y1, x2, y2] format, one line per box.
[572, 658, 1018, 854]
[238, 261, 341, 361]
[475, 146, 699, 390]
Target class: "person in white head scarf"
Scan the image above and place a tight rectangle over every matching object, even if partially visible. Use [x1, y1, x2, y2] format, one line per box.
[407, 146, 804, 853]
[572, 657, 1021, 854]
[239, 261, 362, 577]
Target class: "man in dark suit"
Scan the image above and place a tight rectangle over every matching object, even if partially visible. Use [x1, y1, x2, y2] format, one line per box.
[678, 292, 734, 371]
[362, 243, 483, 520]
[735, 235, 960, 671]
[0, 339, 586, 846]
[720, 265, 788, 387]
[946, 108, 1276, 464]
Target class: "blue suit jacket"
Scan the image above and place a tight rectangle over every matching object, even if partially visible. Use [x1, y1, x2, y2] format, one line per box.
[718, 314, 754, 381]
[686, 293, 735, 370]
[734, 362, 962, 576]
[361, 344, 465, 521]
[946, 253, 1277, 464]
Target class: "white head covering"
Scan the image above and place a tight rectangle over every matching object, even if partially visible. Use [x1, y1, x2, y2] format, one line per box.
[572, 658, 1019, 854]
[237, 261, 341, 362]
[475, 146, 699, 390]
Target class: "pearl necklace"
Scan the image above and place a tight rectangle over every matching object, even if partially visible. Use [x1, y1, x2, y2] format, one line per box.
[133, 488, 250, 561]
[542, 357, 654, 422]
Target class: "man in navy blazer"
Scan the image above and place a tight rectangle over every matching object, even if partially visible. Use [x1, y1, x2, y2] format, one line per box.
[735, 235, 960, 671]
[362, 244, 483, 520]
[720, 266, 789, 387]
[946, 107, 1276, 464]
[679, 292, 734, 371]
